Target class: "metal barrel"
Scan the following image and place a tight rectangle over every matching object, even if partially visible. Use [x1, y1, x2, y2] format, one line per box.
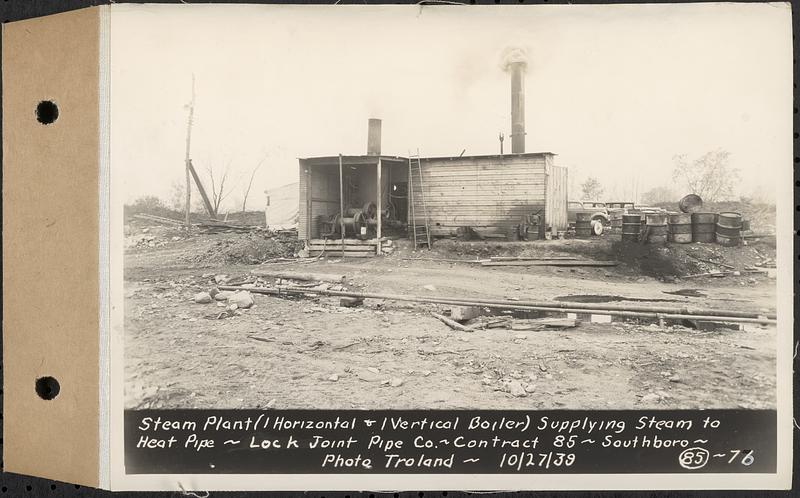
[717, 212, 743, 229]
[716, 234, 741, 247]
[715, 212, 742, 246]
[621, 214, 641, 242]
[741, 219, 751, 232]
[691, 212, 717, 243]
[574, 212, 592, 238]
[644, 213, 668, 244]
[679, 194, 703, 213]
[667, 213, 692, 243]
[609, 209, 624, 234]
[645, 213, 668, 227]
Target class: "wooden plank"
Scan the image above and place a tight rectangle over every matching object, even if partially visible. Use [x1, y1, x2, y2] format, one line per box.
[250, 270, 347, 282]
[432, 312, 474, 332]
[481, 260, 619, 267]
[451, 305, 481, 321]
[308, 251, 374, 258]
[490, 256, 579, 261]
[308, 245, 378, 252]
[308, 238, 378, 246]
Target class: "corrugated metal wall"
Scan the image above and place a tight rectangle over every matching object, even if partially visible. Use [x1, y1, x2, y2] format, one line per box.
[545, 156, 569, 231]
[298, 161, 342, 240]
[410, 155, 552, 237]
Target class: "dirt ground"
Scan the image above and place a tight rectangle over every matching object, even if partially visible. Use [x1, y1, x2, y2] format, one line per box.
[124, 229, 777, 410]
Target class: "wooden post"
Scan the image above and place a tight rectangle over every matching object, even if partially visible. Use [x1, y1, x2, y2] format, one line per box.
[338, 154, 345, 258]
[376, 157, 382, 255]
[184, 74, 195, 229]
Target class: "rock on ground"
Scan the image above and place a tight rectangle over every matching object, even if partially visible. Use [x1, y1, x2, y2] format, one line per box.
[229, 291, 254, 309]
[193, 292, 213, 304]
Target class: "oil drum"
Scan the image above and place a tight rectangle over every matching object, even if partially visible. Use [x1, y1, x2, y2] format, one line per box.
[679, 194, 703, 213]
[621, 214, 641, 242]
[667, 213, 692, 243]
[645, 213, 668, 244]
[716, 212, 742, 247]
[691, 212, 717, 243]
[609, 209, 624, 234]
[575, 212, 593, 238]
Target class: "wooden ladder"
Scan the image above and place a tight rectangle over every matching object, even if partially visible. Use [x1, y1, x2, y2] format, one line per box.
[408, 151, 431, 249]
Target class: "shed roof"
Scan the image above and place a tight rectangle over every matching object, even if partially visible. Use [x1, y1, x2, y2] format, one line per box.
[298, 155, 408, 167]
[420, 152, 556, 161]
[299, 152, 556, 166]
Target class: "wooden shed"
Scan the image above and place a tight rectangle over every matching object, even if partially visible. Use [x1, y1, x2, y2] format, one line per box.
[297, 151, 568, 244]
[410, 152, 568, 237]
[297, 155, 408, 242]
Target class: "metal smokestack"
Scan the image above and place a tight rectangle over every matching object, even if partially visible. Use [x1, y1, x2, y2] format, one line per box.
[501, 47, 528, 154]
[367, 118, 382, 155]
[509, 61, 525, 153]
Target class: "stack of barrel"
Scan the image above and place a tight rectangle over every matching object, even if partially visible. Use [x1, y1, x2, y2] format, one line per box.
[667, 213, 692, 243]
[621, 213, 642, 242]
[575, 212, 592, 238]
[644, 213, 668, 244]
[715, 212, 743, 246]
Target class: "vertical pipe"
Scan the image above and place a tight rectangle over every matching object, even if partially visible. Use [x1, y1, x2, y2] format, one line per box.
[510, 62, 525, 153]
[376, 157, 382, 255]
[338, 154, 344, 257]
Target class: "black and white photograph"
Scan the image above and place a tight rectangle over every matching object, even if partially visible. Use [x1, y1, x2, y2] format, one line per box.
[107, 2, 792, 489]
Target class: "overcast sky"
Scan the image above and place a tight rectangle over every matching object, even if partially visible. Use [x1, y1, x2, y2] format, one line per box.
[110, 3, 792, 211]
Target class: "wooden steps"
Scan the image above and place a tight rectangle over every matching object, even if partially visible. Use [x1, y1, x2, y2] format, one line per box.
[307, 238, 378, 258]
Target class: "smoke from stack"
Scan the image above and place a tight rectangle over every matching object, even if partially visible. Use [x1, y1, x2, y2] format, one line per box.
[367, 118, 382, 156]
[501, 48, 528, 154]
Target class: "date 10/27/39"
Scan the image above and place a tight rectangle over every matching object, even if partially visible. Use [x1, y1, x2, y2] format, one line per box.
[499, 452, 576, 470]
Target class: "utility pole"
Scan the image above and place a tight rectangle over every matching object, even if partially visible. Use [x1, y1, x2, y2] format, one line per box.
[184, 74, 196, 229]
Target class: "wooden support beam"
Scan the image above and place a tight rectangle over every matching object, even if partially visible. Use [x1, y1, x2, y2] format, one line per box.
[187, 159, 217, 218]
[338, 154, 345, 258]
[376, 157, 382, 255]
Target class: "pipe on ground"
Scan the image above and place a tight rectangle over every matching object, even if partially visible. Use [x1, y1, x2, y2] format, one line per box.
[218, 285, 776, 324]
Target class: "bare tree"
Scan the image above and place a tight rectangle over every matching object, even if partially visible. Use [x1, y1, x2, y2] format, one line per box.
[580, 177, 604, 200]
[240, 155, 267, 212]
[671, 149, 739, 202]
[640, 186, 676, 205]
[205, 159, 236, 216]
[170, 180, 204, 213]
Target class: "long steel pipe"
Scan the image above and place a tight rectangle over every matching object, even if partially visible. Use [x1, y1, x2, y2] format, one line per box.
[219, 285, 776, 324]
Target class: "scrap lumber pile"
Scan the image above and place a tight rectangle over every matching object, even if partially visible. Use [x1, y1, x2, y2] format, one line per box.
[133, 213, 262, 233]
[432, 308, 578, 333]
[196, 220, 261, 233]
[133, 213, 184, 226]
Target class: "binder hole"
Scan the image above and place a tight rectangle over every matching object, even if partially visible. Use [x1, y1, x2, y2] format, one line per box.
[35, 100, 58, 124]
[35, 376, 60, 400]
